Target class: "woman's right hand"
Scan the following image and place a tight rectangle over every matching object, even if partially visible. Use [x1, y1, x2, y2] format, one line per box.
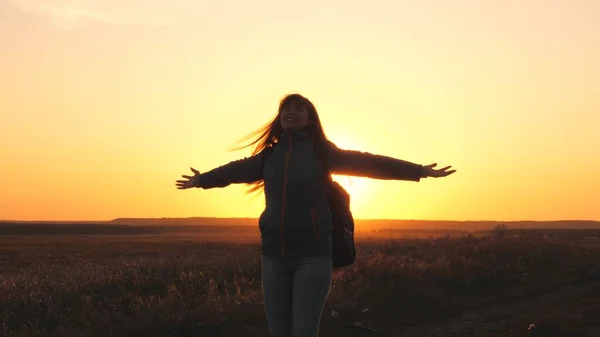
[176, 167, 201, 189]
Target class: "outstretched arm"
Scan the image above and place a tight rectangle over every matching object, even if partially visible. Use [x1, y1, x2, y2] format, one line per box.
[176, 152, 264, 190]
[196, 154, 264, 189]
[327, 142, 426, 182]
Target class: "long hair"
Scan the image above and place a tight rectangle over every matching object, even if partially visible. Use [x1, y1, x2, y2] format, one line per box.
[232, 93, 329, 195]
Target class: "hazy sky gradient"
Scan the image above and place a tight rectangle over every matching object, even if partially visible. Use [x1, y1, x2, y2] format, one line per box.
[1, 0, 599, 221]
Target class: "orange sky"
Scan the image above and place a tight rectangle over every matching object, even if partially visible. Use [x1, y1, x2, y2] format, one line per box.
[1, 0, 599, 221]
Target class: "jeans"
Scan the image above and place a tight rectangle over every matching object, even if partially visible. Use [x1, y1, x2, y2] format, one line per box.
[261, 254, 333, 337]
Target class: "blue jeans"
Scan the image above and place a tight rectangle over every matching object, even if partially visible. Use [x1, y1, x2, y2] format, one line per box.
[261, 255, 333, 337]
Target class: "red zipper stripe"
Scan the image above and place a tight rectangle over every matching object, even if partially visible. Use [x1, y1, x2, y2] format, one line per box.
[311, 208, 320, 238]
[279, 136, 293, 257]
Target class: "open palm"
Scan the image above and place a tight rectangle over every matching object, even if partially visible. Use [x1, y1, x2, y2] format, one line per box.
[176, 167, 201, 189]
[423, 163, 456, 178]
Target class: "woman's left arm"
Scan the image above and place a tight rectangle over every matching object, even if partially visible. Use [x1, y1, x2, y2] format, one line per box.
[327, 142, 455, 181]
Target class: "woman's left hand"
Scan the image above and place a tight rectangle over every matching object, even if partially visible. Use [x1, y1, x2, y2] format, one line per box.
[423, 163, 456, 178]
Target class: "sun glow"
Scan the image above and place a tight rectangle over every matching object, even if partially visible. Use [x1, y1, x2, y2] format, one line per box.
[326, 133, 376, 214]
[2, 0, 599, 222]
[332, 174, 372, 206]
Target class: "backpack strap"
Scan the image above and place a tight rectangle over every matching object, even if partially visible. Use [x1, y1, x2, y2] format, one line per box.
[322, 141, 335, 181]
[315, 140, 335, 185]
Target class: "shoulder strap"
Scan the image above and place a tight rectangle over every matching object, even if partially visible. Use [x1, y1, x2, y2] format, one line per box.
[316, 140, 334, 182]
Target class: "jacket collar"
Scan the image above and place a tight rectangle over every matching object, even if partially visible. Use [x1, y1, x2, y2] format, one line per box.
[280, 128, 312, 141]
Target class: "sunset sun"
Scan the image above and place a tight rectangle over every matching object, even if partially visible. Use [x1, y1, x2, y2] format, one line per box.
[326, 135, 376, 212]
[332, 175, 369, 199]
[331, 174, 372, 213]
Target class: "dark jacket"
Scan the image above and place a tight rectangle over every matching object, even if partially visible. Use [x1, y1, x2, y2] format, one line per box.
[196, 130, 426, 258]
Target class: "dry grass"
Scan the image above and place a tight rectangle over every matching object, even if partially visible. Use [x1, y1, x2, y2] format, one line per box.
[1, 234, 599, 337]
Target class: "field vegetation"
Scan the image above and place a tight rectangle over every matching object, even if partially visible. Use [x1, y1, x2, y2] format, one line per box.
[1, 225, 599, 336]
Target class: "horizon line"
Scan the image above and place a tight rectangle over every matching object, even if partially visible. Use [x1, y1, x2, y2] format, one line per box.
[1, 217, 599, 223]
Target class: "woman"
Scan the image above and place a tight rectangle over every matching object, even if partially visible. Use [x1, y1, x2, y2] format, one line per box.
[176, 93, 455, 337]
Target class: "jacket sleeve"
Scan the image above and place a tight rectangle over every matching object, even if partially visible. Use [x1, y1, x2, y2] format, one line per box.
[195, 152, 264, 189]
[326, 141, 426, 182]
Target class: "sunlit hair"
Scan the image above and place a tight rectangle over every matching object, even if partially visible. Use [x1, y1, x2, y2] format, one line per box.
[232, 93, 329, 195]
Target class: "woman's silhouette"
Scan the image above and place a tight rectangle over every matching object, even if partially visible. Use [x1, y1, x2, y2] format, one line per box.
[176, 93, 455, 337]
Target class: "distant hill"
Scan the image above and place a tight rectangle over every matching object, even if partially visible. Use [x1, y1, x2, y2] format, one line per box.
[2, 217, 599, 232]
[107, 217, 600, 231]
[108, 217, 257, 226]
[361, 219, 600, 231]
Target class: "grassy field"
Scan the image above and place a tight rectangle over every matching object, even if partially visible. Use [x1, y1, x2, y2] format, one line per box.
[1, 231, 600, 337]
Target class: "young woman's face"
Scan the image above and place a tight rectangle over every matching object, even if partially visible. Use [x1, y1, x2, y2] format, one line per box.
[280, 104, 311, 131]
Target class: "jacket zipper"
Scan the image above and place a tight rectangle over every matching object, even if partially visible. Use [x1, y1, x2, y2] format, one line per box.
[279, 135, 293, 258]
[311, 207, 320, 239]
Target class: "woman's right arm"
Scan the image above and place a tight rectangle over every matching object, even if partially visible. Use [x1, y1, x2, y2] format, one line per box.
[195, 152, 264, 189]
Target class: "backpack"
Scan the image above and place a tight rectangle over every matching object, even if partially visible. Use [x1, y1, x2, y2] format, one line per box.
[262, 142, 356, 269]
[324, 176, 357, 269]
